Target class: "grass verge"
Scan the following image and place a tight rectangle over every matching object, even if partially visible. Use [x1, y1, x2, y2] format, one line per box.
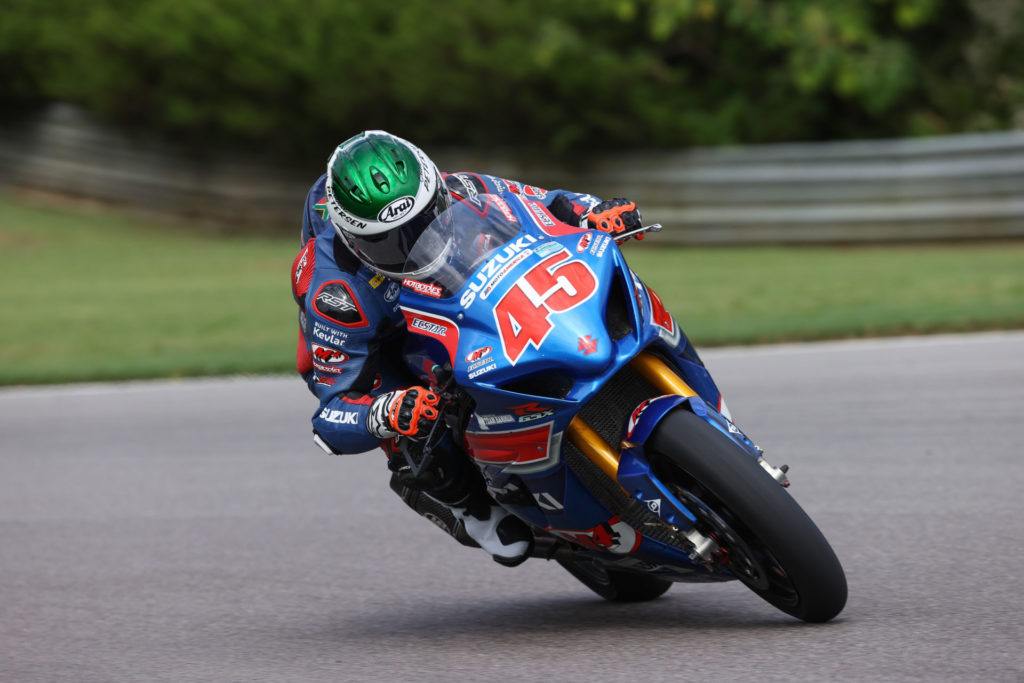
[2, 192, 1022, 385]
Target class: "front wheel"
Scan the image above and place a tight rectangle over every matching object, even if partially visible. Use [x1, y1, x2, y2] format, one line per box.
[648, 409, 847, 622]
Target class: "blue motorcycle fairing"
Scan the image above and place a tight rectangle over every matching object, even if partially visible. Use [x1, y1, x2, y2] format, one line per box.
[398, 194, 746, 578]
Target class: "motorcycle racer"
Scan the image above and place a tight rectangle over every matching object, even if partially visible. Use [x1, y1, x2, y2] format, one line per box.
[291, 130, 725, 566]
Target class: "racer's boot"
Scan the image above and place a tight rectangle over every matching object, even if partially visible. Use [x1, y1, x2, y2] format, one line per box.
[451, 496, 534, 567]
[390, 474, 533, 567]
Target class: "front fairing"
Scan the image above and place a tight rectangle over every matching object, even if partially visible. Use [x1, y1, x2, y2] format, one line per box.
[398, 194, 738, 576]
[399, 194, 674, 433]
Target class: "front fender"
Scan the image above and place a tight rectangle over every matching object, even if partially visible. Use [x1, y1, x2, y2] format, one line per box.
[615, 395, 763, 530]
[624, 394, 761, 460]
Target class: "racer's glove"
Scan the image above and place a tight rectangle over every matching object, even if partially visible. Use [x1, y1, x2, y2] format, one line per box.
[367, 386, 441, 440]
[586, 198, 643, 242]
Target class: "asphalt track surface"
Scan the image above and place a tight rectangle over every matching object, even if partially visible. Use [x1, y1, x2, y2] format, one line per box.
[2, 332, 1023, 682]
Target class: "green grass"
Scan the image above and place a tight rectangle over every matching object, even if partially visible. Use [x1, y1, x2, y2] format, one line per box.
[0, 194, 297, 385]
[631, 243, 1024, 345]
[2, 191, 1023, 385]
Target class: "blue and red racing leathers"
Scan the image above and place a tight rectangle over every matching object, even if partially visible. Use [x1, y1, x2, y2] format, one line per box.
[291, 171, 728, 455]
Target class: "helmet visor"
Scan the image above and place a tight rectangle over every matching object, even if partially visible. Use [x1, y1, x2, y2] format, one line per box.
[341, 186, 452, 276]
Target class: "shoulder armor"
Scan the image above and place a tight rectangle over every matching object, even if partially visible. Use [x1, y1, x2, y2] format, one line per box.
[312, 280, 369, 328]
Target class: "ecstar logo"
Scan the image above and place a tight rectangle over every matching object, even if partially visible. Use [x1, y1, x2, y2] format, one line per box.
[411, 318, 448, 336]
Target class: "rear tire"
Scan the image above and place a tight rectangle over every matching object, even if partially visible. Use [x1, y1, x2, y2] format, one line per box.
[648, 409, 847, 622]
[557, 556, 672, 602]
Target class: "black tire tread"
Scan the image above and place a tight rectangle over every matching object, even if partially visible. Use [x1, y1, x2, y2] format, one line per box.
[649, 408, 847, 622]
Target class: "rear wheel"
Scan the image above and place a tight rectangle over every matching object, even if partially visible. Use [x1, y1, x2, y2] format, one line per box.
[557, 555, 672, 602]
[648, 409, 847, 622]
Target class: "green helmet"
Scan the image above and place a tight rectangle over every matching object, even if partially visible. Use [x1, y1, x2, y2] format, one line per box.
[325, 130, 452, 278]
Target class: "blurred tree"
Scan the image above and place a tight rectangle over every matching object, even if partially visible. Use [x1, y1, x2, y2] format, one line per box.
[0, 0, 1020, 160]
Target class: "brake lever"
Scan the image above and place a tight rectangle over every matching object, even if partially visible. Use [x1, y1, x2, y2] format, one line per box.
[401, 410, 448, 477]
[401, 364, 455, 477]
[615, 223, 663, 243]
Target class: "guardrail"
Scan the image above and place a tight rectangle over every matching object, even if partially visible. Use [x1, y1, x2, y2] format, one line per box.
[2, 104, 1022, 244]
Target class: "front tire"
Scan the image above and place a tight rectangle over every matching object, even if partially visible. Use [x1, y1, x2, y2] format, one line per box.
[648, 409, 847, 622]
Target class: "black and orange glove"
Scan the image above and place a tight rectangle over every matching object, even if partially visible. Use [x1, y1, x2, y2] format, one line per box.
[586, 198, 643, 242]
[367, 386, 441, 440]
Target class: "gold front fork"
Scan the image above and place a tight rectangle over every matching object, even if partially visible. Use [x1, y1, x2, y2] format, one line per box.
[565, 352, 699, 480]
[628, 352, 698, 399]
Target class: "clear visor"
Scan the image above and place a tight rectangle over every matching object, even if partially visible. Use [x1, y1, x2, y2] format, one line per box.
[341, 185, 453, 276]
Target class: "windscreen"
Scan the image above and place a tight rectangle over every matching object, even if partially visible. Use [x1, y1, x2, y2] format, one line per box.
[403, 194, 523, 296]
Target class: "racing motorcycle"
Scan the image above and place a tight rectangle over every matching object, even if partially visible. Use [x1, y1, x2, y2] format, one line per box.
[395, 193, 847, 622]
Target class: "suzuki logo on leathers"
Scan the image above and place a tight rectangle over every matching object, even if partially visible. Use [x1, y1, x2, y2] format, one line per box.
[319, 408, 359, 425]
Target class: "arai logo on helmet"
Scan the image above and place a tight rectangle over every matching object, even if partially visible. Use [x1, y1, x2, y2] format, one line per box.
[378, 196, 416, 223]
